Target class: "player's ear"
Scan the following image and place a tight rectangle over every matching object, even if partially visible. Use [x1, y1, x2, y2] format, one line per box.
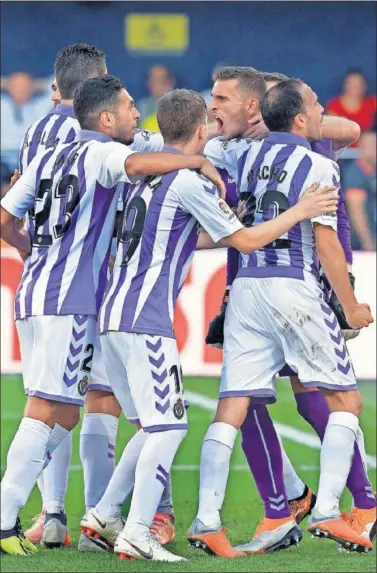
[99, 110, 114, 128]
[198, 123, 208, 143]
[294, 112, 306, 130]
[247, 97, 259, 117]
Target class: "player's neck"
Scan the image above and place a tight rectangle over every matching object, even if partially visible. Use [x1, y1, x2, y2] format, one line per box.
[164, 140, 200, 155]
[60, 98, 74, 106]
[289, 127, 309, 142]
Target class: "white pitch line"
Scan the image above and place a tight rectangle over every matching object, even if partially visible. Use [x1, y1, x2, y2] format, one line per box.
[184, 390, 377, 470]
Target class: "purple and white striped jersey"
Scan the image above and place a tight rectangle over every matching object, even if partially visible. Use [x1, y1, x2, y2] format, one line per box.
[19, 104, 79, 175]
[1, 130, 141, 319]
[235, 132, 339, 278]
[99, 147, 243, 338]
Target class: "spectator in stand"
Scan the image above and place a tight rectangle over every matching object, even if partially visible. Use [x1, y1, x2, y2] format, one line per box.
[1, 72, 52, 172]
[327, 69, 376, 146]
[137, 64, 175, 132]
[344, 131, 376, 251]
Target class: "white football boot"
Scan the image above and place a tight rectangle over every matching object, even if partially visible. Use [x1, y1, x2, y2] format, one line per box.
[115, 534, 187, 562]
[79, 508, 125, 551]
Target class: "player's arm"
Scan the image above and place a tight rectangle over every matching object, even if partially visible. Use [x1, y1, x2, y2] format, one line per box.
[0, 162, 37, 258]
[98, 142, 226, 198]
[321, 115, 361, 152]
[315, 224, 373, 329]
[198, 184, 338, 253]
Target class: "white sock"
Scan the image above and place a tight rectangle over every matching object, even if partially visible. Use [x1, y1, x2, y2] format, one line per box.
[196, 422, 237, 530]
[278, 434, 306, 500]
[156, 474, 173, 516]
[43, 432, 72, 514]
[315, 411, 359, 518]
[80, 413, 119, 511]
[37, 473, 45, 507]
[1, 418, 51, 530]
[96, 429, 148, 518]
[123, 429, 187, 542]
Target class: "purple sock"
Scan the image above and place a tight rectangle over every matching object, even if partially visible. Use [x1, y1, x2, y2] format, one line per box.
[241, 404, 291, 519]
[295, 391, 375, 510]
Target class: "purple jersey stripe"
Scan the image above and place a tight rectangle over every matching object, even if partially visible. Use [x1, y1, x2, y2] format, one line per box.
[172, 224, 198, 303]
[119, 171, 179, 329]
[45, 115, 67, 149]
[65, 127, 77, 144]
[262, 145, 295, 266]
[42, 148, 89, 315]
[288, 154, 313, 269]
[27, 113, 54, 166]
[101, 182, 149, 330]
[131, 208, 195, 335]
[61, 181, 115, 314]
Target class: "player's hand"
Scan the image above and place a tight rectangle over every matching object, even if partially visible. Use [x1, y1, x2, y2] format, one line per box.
[235, 200, 247, 223]
[327, 272, 361, 341]
[10, 169, 20, 189]
[297, 183, 338, 219]
[345, 303, 374, 329]
[199, 158, 226, 199]
[243, 116, 270, 141]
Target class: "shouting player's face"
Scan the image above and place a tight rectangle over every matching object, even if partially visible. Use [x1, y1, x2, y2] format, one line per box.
[211, 79, 254, 139]
[111, 89, 140, 145]
[299, 84, 324, 142]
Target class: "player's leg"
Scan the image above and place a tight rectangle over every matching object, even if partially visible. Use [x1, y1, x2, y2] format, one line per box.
[277, 275, 373, 552]
[291, 376, 376, 541]
[189, 277, 298, 557]
[83, 332, 186, 562]
[1, 315, 90, 555]
[114, 333, 187, 562]
[240, 404, 304, 553]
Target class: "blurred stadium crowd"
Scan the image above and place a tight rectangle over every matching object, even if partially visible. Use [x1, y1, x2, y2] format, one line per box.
[1, 65, 376, 251]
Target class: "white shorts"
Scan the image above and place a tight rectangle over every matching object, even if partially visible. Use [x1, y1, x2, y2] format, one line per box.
[221, 274, 357, 403]
[16, 315, 97, 406]
[89, 331, 113, 395]
[100, 331, 188, 432]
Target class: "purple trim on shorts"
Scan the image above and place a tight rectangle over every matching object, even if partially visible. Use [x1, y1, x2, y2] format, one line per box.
[237, 266, 304, 280]
[27, 390, 84, 406]
[143, 423, 188, 433]
[300, 380, 358, 391]
[219, 389, 276, 404]
[88, 384, 114, 394]
[128, 418, 140, 425]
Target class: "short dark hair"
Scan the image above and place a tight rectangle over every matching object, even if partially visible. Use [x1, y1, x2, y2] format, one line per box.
[213, 66, 267, 101]
[54, 43, 107, 99]
[157, 89, 207, 144]
[262, 71, 290, 84]
[73, 75, 124, 130]
[261, 78, 304, 132]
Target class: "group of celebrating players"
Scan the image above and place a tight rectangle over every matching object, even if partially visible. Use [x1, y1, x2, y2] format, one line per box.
[0, 43, 375, 562]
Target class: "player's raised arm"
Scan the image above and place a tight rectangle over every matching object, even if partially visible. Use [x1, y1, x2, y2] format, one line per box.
[320, 115, 361, 152]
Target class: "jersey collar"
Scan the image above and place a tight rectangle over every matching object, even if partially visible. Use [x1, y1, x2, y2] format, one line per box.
[267, 131, 311, 150]
[54, 103, 76, 118]
[163, 145, 184, 154]
[77, 130, 113, 143]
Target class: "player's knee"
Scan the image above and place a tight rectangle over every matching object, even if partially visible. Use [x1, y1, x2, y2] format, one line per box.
[85, 390, 121, 418]
[324, 389, 363, 418]
[214, 396, 250, 429]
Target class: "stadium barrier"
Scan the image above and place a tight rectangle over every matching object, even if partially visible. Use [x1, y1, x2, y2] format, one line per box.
[1, 246, 376, 380]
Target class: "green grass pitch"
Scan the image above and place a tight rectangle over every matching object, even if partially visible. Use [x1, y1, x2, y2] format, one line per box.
[1, 375, 376, 572]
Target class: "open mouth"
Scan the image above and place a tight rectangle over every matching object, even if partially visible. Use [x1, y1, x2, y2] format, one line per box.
[215, 117, 224, 133]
